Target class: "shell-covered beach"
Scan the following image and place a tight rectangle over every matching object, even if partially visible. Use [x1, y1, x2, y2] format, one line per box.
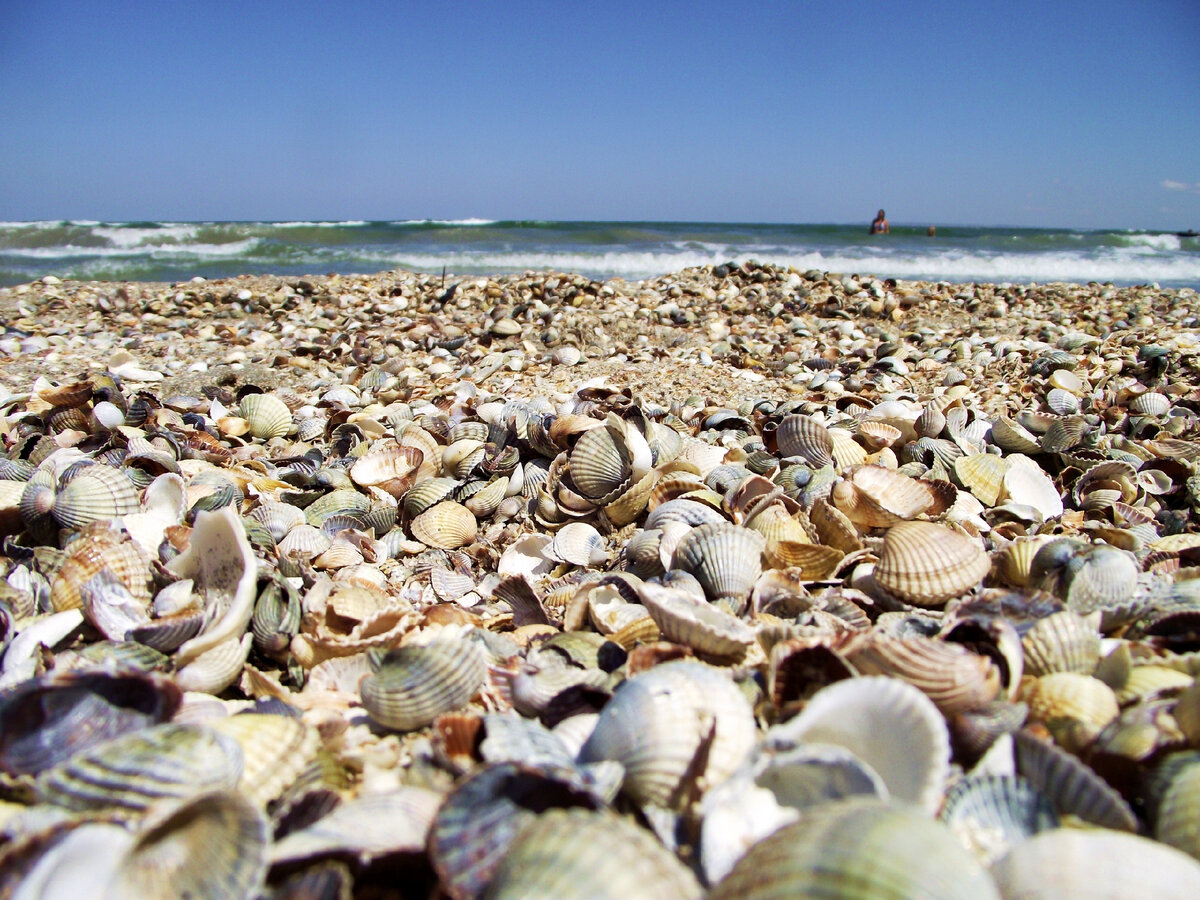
[3, 263, 1200, 898]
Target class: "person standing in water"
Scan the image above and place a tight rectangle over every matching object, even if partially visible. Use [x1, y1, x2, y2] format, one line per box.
[869, 209, 890, 234]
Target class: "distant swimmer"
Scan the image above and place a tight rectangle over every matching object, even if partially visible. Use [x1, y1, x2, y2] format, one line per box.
[927, 226, 936, 237]
[869, 209, 890, 235]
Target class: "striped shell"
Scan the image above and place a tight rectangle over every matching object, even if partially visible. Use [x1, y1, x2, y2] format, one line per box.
[671, 521, 765, 605]
[636, 582, 757, 660]
[873, 521, 990, 607]
[710, 798, 998, 900]
[831, 465, 934, 528]
[774, 414, 833, 468]
[239, 393, 293, 440]
[579, 660, 756, 810]
[410, 500, 478, 550]
[360, 636, 487, 732]
[568, 422, 632, 501]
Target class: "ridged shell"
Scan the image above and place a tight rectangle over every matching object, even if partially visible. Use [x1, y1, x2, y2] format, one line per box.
[486, 807, 703, 900]
[361, 636, 487, 732]
[52, 465, 141, 530]
[545, 521, 606, 567]
[671, 521, 765, 605]
[1021, 672, 1120, 738]
[769, 676, 951, 813]
[1014, 730, 1138, 831]
[1156, 759, 1200, 862]
[1021, 611, 1101, 676]
[579, 660, 756, 809]
[998, 535, 1056, 587]
[239, 393, 293, 440]
[349, 444, 424, 497]
[208, 713, 319, 807]
[849, 635, 1002, 715]
[939, 775, 1058, 865]
[35, 722, 243, 815]
[990, 829, 1200, 900]
[955, 453, 1007, 506]
[568, 423, 631, 501]
[411, 500, 478, 550]
[106, 790, 269, 900]
[774, 414, 833, 468]
[464, 476, 509, 518]
[50, 529, 154, 613]
[303, 488, 369, 527]
[1131, 390, 1171, 416]
[636, 582, 756, 660]
[831, 465, 934, 527]
[710, 798, 998, 900]
[874, 521, 990, 607]
[247, 501, 305, 542]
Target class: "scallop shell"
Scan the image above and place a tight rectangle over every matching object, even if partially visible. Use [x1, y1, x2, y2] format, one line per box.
[1131, 391, 1171, 416]
[579, 660, 757, 809]
[769, 676, 951, 813]
[349, 443, 424, 497]
[410, 500, 478, 550]
[106, 790, 269, 900]
[568, 422, 632, 501]
[710, 798, 998, 900]
[990, 829, 1200, 900]
[939, 774, 1058, 865]
[361, 636, 487, 732]
[670, 521, 765, 606]
[1014, 730, 1138, 831]
[873, 521, 990, 607]
[487, 807, 703, 900]
[239, 393, 293, 440]
[208, 713, 320, 807]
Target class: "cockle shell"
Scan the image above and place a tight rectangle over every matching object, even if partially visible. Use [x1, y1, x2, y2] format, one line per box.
[579, 660, 756, 810]
[670, 521, 765, 606]
[873, 521, 990, 607]
[239, 392, 293, 440]
[411, 500, 478, 550]
[635, 581, 756, 661]
[774, 414, 834, 468]
[360, 635, 487, 732]
[831, 465, 934, 528]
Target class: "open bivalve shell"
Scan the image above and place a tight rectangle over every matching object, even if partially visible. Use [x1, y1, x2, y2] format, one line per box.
[360, 634, 487, 732]
[578, 660, 756, 810]
[768, 676, 951, 814]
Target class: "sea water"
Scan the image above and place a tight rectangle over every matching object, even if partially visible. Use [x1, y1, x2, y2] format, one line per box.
[1, 220, 1198, 289]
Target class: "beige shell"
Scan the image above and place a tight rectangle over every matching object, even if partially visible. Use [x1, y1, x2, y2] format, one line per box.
[1021, 610, 1102, 676]
[239, 393, 293, 440]
[765, 541, 845, 578]
[873, 521, 990, 607]
[1156, 760, 1200, 863]
[51, 464, 141, 530]
[463, 476, 508, 519]
[1021, 672, 1120, 741]
[361, 636, 487, 732]
[991, 829, 1200, 899]
[1131, 391, 1171, 416]
[603, 468, 657, 527]
[402, 476, 460, 519]
[989, 415, 1041, 454]
[442, 438, 486, 479]
[579, 660, 756, 809]
[209, 713, 319, 807]
[857, 419, 903, 450]
[410, 500, 477, 550]
[775, 414, 833, 468]
[849, 634, 1002, 715]
[636, 581, 757, 661]
[545, 521, 607, 567]
[831, 465, 934, 528]
[277, 523, 332, 560]
[50, 526, 154, 613]
[350, 444, 424, 497]
[809, 497, 864, 553]
[997, 535, 1056, 587]
[828, 427, 869, 472]
[247, 501, 305, 542]
[568, 422, 632, 501]
[955, 453, 1007, 507]
[671, 521, 765, 606]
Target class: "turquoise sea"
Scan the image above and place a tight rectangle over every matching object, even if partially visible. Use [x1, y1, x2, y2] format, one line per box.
[1, 220, 1198, 289]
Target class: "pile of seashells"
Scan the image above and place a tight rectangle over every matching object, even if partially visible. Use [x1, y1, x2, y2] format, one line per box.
[2, 264, 1200, 898]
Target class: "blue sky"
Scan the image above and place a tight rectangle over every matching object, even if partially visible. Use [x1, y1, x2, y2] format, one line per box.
[1, 0, 1197, 229]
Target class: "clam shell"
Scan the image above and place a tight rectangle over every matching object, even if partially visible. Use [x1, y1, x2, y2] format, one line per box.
[849, 635, 1002, 715]
[635, 582, 756, 661]
[568, 423, 631, 501]
[1000, 454, 1063, 519]
[247, 501, 305, 542]
[361, 636, 487, 732]
[51, 464, 141, 530]
[955, 453, 1008, 507]
[487, 807, 703, 900]
[831, 465, 934, 527]
[209, 713, 319, 807]
[939, 774, 1058, 865]
[1014, 729, 1137, 830]
[303, 488, 369, 527]
[239, 393, 293, 440]
[769, 676, 951, 813]
[1021, 672, 1120, 743]
[403, 476, 460, 518]
[349, 443, 424, 497]
[35, 722, 243, 815]
[990, 829, 1200, 899]
[710, 798, 998, 900]
[579, 660, 756, 809]
[410, 500, 478, 550]
[1131, 390, 1171, 416]
[670, 522, 765, 605]
[1156, 759, 1200, 862]
[774, 414, 833, 468]
[990, 416, 1042, 454]
[50, 528, 153, 614]
[106, 790, 269, 900]
[873, 521, 990, 607]
[1021, 610, 1102, 676]
[545, 521, 607, 567]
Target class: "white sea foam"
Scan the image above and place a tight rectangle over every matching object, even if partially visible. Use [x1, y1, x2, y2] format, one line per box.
[391, 218, 496, 227]
[4, 239, 260, 259]
[1115, 233, 1182, 251]
[91, 224, 205, 248]
[270, 220, 370, 228]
